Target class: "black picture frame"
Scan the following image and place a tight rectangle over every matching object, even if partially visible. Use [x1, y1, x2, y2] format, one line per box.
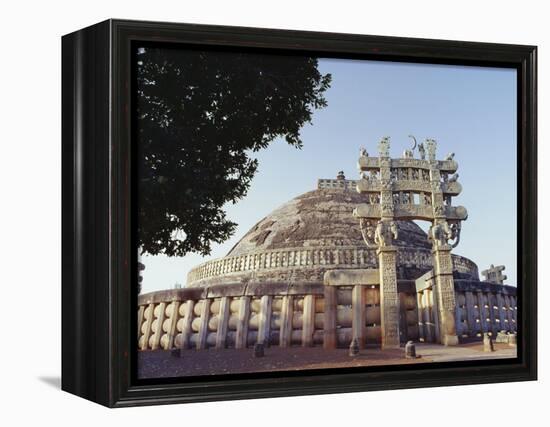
[62, 19, 537, 407]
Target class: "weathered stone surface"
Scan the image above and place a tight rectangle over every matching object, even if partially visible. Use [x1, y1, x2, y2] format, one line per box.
[324, 269, 379, 286]
[228, 189, 432, 254]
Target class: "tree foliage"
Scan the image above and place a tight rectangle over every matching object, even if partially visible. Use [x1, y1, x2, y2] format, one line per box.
[136, 47, 331, 256]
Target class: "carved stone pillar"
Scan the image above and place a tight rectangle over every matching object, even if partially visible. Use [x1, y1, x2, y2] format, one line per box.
[416, 291, 425, 342]
[378, 246, 400, 349]
[430, 288, 441, 342]
[432, 245, 459, 345]
[422, 291, 433, 342]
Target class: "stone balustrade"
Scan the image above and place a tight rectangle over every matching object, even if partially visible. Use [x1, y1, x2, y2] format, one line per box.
[186, 246, 479, 287]
[416, 280, 517, 343]
[137, 284, 327, 351]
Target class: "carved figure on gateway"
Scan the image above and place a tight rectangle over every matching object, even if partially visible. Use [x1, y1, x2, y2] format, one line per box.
[375, 220, 398, 247]
[428, 220, 453, 248]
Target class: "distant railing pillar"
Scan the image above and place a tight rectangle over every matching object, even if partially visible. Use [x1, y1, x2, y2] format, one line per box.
[302, 295, 315, 347]
[258, 295, 272, 345]
[279, 295, 294, 348]
[352, 285, 367, 349]
[180, 300, 194, 351]
[151, 302, 166, 350]
[323, 287, 337, 349]
[215, 297, 230, 349]
[197, 299, 211, 350]
[235, 296, 250, 349]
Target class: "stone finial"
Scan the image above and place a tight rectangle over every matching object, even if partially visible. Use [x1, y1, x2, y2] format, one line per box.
[418, 142, 426, 160]
[254, 342, 265, 357]
[349, 338, 360, 356]
[425, 138, 437, 161]
[403, 135, 417, 159]
[359, 147, 368, 157]
[481, 264, 507, 284]
[483, 333, 495, 352]
[337, 171, 345, 180]
[378, 136, 391, 157]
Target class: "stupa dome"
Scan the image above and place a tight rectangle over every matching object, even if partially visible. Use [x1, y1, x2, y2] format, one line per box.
[186, 176, 479, 288]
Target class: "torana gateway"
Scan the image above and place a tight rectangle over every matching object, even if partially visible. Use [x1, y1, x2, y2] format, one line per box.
[137, 138, 517, 353]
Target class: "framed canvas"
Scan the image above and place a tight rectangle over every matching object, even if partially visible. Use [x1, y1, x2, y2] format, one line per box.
[61, 19, 537, 407]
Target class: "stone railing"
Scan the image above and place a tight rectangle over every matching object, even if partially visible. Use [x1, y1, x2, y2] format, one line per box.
[186, 246, 479, 286]
[137, 283, 327, 351]
[138, 279, 429, 352]
[137, 278, 515, 352]
[416, 280, 517, 343]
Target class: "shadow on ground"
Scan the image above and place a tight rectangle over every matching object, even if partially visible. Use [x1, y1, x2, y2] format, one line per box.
[38, 376, 61, 389]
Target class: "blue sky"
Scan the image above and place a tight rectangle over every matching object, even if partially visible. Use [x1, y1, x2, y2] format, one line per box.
[140, 57, 517, 293]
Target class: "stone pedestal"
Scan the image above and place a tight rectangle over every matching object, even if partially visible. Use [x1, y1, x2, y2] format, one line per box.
[432, 245, 459, 346]
[377, 246, 401, 349]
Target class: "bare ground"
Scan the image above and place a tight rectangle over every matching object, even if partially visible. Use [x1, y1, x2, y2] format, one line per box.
[138, 346, 428, 379]
[138, 341, 517, 379]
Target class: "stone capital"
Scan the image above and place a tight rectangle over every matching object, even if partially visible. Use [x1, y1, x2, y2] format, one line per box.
[431, 244, 452, 254]
[377, 245, 398, 255]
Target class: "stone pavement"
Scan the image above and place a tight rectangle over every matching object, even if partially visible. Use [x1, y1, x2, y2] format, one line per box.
[414, 342, 516, 362]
